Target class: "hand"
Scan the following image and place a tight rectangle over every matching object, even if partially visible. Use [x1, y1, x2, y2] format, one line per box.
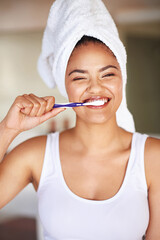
[2, 94, 65, 133]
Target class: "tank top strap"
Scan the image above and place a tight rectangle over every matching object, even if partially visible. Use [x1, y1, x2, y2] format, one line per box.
[37, 132, 58, 193]
[130, 132, 149, 193]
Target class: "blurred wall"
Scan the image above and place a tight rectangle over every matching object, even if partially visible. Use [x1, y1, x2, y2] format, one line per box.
[119, 22, 160, 135]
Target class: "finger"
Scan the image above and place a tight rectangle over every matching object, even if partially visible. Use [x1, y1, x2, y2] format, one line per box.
[23, 94, 40, 117]
[43, 96, 55, 112]
[29, 94, 47, 117]
[15, 96, 34, 115]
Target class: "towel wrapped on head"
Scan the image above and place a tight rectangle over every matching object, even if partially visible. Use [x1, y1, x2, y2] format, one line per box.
[38, 0, 135, 132]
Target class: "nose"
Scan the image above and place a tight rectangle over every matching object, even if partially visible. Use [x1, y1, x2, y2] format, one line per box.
[87, 77, 103, 94]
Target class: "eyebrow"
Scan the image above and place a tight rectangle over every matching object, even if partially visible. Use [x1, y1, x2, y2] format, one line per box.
[68, 65, 118, 76]
[68, 69, 87, 76]
[99, 65, 118, 72]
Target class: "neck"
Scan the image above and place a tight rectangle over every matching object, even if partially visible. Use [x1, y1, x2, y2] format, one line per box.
[71, 115, 124, 153]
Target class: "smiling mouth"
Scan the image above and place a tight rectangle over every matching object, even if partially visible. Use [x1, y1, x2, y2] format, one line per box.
[83, 96, 111, 108]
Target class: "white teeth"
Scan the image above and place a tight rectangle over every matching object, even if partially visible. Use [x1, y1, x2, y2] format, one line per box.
[84, 99, 108, 106]
[87, 98, 108, 104]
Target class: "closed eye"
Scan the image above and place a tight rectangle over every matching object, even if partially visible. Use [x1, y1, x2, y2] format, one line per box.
[102, 73, 115, 78]
[73, 77, 87, 81]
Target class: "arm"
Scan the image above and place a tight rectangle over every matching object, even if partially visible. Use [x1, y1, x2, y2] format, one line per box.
[0, 121, 19, 162]
[145, 137, 160, 240]
[0, 135, 47, 209]
[0, 94, 65, 209]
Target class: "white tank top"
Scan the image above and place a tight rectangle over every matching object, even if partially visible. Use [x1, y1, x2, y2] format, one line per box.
[37, 132, 149, 240]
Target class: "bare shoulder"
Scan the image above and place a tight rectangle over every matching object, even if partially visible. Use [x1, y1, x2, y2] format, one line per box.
[145, 136, 160, 160]
[7, 135, 47, 162]
[19, 135, 47, 154]
[145, 136, 160, 188]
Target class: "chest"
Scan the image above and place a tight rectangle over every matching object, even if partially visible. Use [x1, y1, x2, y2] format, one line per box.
[37, 133, 149, 239]
[60, 150, 130, 201]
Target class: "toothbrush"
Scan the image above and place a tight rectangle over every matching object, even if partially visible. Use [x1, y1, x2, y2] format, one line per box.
[53, 100, 105, 108]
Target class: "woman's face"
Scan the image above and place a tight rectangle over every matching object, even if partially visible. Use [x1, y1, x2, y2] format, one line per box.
[65, 42, 123, 124]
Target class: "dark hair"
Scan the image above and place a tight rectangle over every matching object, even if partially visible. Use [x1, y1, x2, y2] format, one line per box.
[75, 35, 104, 47]
[75, 35, 115, 58]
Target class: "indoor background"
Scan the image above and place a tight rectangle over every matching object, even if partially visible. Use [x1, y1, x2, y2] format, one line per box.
[0, 0, 160, 239]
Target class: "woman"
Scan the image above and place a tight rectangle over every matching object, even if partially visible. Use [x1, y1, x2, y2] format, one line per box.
[0, 0, 160, 239]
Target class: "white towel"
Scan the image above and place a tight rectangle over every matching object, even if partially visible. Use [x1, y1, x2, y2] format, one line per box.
[38, 0, 135, 132]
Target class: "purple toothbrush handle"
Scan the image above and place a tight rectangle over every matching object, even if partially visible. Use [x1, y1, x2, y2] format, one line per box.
[53, 102, 83, 108]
